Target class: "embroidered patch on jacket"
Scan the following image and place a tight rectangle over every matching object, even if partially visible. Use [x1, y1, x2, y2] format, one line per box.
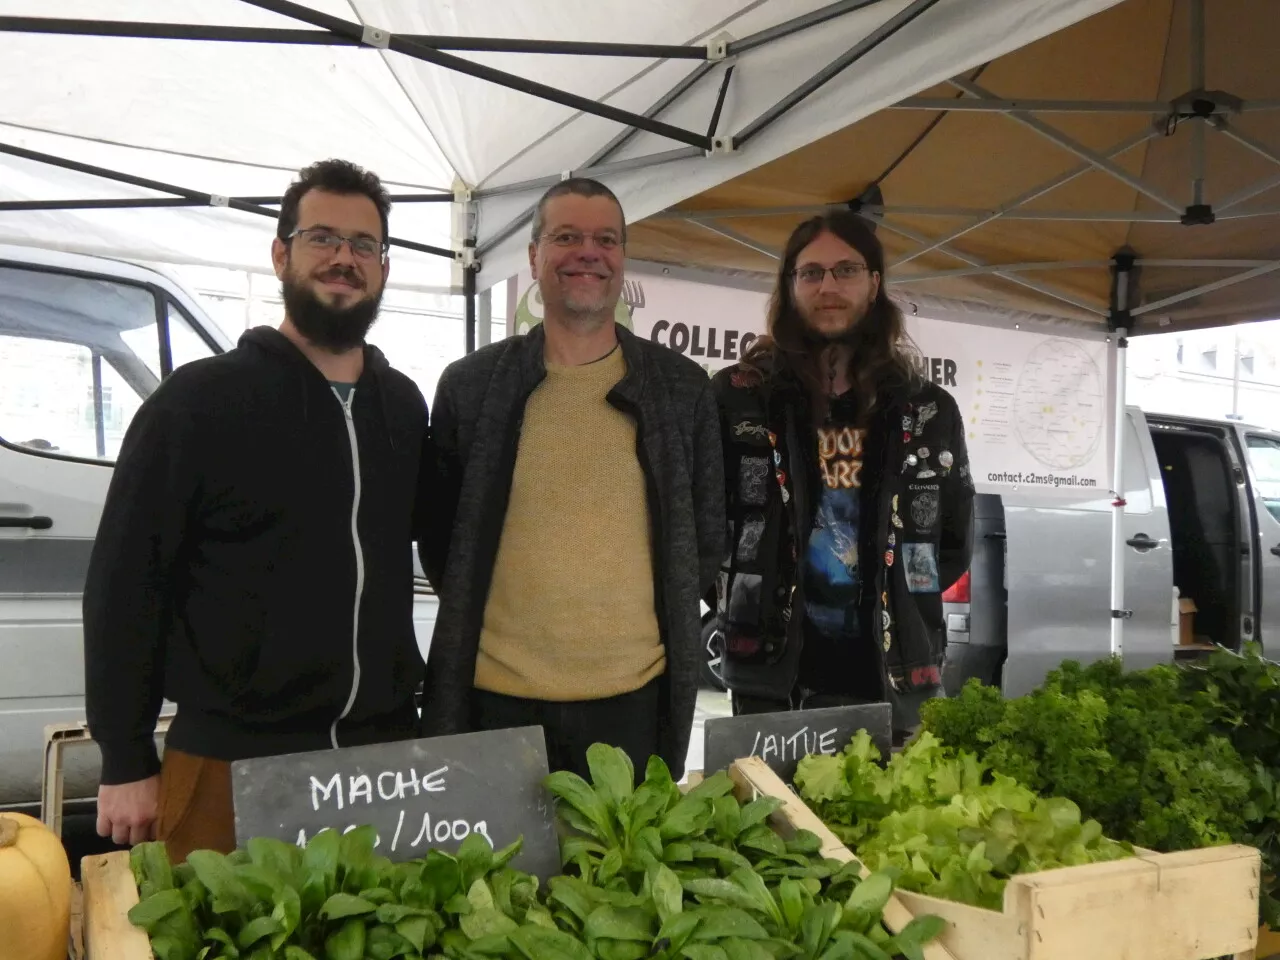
[739, 456, 770, 505]
[736, 518, 766, 562]
[903, 542, 940, 593]
[909, 490, 940, 531]
[910, 665, 942, 687]
[732, 420, 771, 445]
[913, 401, 938, 436]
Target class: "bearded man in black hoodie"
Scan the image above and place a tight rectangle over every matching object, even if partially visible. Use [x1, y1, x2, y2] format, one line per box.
[83, 159, 431, 861]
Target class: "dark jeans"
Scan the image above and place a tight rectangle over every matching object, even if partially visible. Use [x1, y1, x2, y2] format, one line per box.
[470, 681, 660, 783]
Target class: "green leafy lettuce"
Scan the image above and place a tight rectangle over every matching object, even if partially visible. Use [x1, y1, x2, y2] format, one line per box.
[794, 731, 1132, 910]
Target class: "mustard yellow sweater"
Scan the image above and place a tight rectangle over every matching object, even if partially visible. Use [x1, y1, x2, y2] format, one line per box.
[474, 346, 666, 700]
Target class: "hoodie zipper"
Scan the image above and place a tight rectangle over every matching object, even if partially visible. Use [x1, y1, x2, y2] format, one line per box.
[331, 387, 365, 748]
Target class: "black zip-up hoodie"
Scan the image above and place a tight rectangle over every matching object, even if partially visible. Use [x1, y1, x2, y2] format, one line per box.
[83, 326, 430, 784]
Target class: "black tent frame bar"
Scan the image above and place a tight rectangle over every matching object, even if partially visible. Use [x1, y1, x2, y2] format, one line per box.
[0, 141, 455, 260]
[241, 0, 714, 151]
[0, 192, 453, 212]
[0, 17, 707, 59]
[0, 0, 919, 351]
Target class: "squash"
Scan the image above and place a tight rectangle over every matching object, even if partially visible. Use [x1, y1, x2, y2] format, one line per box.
[0, 811, 72, 960]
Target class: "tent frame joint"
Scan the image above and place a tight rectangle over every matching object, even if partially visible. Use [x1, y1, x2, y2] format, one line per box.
[1107, 251, 1138, 333]
[1180, 203, 1216, 226]
[1169, 88, 1243, 121]
[708, 135, 738, 156]
[360, 23, 391, 49]
[705, 32, 732, 62]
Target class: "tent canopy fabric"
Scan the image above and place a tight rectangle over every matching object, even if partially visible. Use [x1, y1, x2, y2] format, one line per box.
[0, 0, 1117, 301]
[629, 0, 1280, 334]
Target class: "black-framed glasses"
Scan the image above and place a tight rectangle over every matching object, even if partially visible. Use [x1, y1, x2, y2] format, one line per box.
[288, 227, 388, 263]
[793, 262, 871, 285]
[536, 230, 623, 251]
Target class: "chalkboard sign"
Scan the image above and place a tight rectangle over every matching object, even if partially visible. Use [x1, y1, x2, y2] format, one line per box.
[230, 725, 561, 879]
[702, 703, 893, 781]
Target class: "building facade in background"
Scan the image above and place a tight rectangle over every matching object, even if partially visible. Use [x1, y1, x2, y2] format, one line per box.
[1128, 322, 1280, 429]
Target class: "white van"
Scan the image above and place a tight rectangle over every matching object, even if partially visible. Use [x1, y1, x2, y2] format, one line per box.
[0, 244, 438, 816]
[942, 406, 1280, 696]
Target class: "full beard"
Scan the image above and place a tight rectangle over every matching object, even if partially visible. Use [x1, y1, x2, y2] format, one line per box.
[282, 270, 382, 353]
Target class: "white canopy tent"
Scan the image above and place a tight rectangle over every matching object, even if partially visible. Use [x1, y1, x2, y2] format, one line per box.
[0, 0, 1119, 329]
[8, 0, 1200, 663]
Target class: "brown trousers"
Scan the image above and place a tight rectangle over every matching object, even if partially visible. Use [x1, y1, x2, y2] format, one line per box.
[155, 747, 236, 862]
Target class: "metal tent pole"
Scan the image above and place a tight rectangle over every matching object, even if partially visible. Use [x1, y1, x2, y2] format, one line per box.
[0, 140, 457, 258]
[463, 261, 478, 355]
[0, 16, 708, 58]
[0, 191, 453, 213]
[1108, 252, 1136, 660]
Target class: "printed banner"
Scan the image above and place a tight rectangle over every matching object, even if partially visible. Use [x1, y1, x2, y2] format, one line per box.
[507, 268, 1113, 496]
[906, 315, 1112, 498]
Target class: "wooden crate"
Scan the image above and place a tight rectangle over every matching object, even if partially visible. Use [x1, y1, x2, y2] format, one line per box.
[727, 755, 1263, 960]
[81, 851, 152, 960]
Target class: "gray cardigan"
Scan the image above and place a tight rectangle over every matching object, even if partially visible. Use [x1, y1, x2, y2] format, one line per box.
[419, 323, 725, 778]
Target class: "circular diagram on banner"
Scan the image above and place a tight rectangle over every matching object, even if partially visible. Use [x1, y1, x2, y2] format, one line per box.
[1012, 338, 1105, 470]
[514, 282, 632, 336]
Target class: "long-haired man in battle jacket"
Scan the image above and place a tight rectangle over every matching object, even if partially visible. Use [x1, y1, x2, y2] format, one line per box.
[711, 210, 974, 737]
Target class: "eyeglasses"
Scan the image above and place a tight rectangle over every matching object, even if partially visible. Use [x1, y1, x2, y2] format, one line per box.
[793, 262, 872, 285]
[537, 230, 623, 251]
[288, 227, 388, 263]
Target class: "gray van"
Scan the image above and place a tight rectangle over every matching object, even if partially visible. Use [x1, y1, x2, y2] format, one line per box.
[943, 406, 1280, 696]
[0, 244, 438, 818]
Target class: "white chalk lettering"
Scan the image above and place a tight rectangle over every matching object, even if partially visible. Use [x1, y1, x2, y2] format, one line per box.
[377, 772, 399, 801]
[421, 765, 448, 793]
[411, 812, 431, 848]
[311, 773, 344, 811]
[397, 769, 420, 799]
[778, 732, 798, 762]
[390, 809, 406, 852]
[749, 725, 846, 764]
[349, 775, 374, 805]
[296, 828, 308, 848]
[408, 812, 490, 849]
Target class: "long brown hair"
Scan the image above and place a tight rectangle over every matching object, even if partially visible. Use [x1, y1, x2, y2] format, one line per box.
[744, 211, 920, 422]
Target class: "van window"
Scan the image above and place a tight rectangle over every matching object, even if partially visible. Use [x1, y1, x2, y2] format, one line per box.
[0, 264, 164, 462]
[167, 300, 218, 371]
[1246, 435, 1280, 522]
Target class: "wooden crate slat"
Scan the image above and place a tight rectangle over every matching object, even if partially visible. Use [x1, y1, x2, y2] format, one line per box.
[895, 889, 1025, 960]
[69, 879, 86, 960]
[82, 851, 153, 960]
[727, 756, 961, 960]
[726, 754, 1262, 960]
[1016, 844, 1260, 960]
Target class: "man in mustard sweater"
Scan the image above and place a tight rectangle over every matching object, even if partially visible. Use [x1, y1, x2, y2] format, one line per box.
[421, 178, 724, 780]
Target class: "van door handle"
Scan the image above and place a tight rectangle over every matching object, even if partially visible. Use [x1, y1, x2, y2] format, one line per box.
[1272, 544, 1280, 558]
[1126, 533, 1160, 551]
[0, 516, 53, 530]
